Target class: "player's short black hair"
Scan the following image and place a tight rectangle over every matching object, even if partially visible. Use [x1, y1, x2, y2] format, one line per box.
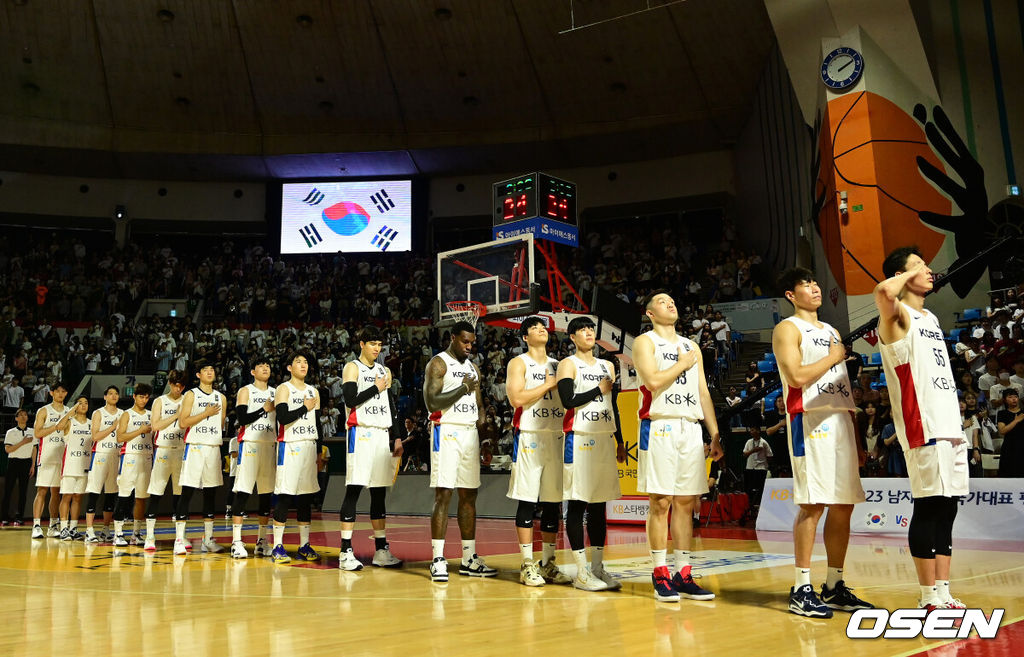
[15, 408, 28, 417]
[167, 369, 184, 385]
[249, 354, 272, 371]
[193, 358, 216, 374]
[74, 394, 89, 406]
[358, 326, 382, 343]
[776, 267, 816, 297]
[103, 385, 119, 395]
[1002, 387, 1019, 399]
[285, 349, 314, 369]
[134, 383, 152, 397]
[518, 316, 547, 338]
[882, 245, 922, 279]
[639, 289, 671, 311]
[450, 321, 476, 337]
[567, 316, 596, 335]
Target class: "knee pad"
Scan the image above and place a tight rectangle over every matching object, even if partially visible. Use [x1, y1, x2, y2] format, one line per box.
[258, 494, 272, 517]
[515, 501, 536, 529]
[273, 496, 291, 524]
[86, 493, 99, 514]
[103, 496, 116, 513]
[233, 491, 250, 515]
[145, 495, 160, 520]
[202, 488, 217, 518]
[296, 494, 312, 523]
[340, 485, 362, 523]
[908, 497, 940, 559]
[369, 487, 386, 520]
[540, 502, 560, 533]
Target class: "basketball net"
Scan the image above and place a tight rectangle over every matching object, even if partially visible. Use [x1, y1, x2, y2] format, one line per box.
[445, 300, 486, 328]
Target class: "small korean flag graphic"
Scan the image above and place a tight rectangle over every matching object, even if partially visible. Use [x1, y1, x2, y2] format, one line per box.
[298, 223, 323, 248]
[371, 226, 398, 252]
[370, 189, 396, 213]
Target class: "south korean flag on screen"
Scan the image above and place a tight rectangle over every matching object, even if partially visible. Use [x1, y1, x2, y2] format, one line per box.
[280, 180, 412, 254]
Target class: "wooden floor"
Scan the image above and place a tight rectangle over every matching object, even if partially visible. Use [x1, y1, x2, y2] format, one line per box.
[1, 516, 1020, 657]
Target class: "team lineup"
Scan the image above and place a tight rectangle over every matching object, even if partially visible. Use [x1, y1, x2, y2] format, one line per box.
[18, 246, 970, 612]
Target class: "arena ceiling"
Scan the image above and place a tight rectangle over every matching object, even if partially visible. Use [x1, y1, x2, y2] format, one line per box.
[0, 0, 775, 181]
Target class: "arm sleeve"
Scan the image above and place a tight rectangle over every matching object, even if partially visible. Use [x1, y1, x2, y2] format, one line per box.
[234, 405, 265, 426]
[275, 402, 307, 426]
[342, 381, 379, 409]
[611, 388, 624, 445]
[388, 390, 399, 433]
[557, 379, 602, 409]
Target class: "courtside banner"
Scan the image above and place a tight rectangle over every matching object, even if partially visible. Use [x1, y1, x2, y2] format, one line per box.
[756, 478, 1024, 540]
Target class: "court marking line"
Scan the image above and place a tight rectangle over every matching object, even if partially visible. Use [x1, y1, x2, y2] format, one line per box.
[856, 563, 1024, 591]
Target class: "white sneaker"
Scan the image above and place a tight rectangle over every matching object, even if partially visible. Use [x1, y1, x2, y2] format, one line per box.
[592, 565, 622, 591]
[338, 548, 364, 571]
[31, 524, 44, 539]
[144, 537, 156, 551]
[201, 538, 225, 553]
[173, 538, 189, 555]
[129, 532, 145, 546]
[539, 557, 573, 585]
[430, 557, 449, 582]
[230, 541, 249, 559]
[253, 537, 270, 557]
[459, 554, 498, 577]
[46, 525, 60, 538]
[112, 534, 129, 547]
[371, 547, 403, 568]
[520, 560, 545, 587]
[573, 565, 610, 592]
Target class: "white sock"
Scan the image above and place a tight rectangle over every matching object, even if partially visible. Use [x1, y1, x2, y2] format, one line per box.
[432, 539, 445, 560]
[299, 524, 310, 546]
[273, 523, 284, 547]
[86, 527, 96, 539]
[591, 546, 604, 570]
[257, 523, 266, 541]
[33, 517, 41, 527]
[572, 548, 587, 572]
[674, 549, 691, 572]
[60, 519, 68, 531]
[461, 539, 475, 564]
[826, 567, 843, 589]
[232, 523, 242, 543]
[795, 567, 811, 588]
[920, 585, 939, 605]
[114, 520, 124, 537]
[520, 543, 533, 562]
[175, 521, 186, 541]
[146, 518, 156, 540]
[651, 549, 667, 568]
[542, 542, 556, 564]
[204, 519, 214, 542]
[340, 529, 353, 540]
[69, 520, 78, 530]
[373, 529, 386, 538]
[133, 519, 139, 534]
[936, 579, 951, 602]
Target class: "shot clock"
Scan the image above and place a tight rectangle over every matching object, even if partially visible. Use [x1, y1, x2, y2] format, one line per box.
[491, 172, 579, 247]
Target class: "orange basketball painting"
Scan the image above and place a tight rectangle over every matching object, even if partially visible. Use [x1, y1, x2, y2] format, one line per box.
[815, 91, 952, 295]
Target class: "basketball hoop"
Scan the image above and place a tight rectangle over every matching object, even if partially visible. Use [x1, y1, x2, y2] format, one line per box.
[446, 300, 487, 328]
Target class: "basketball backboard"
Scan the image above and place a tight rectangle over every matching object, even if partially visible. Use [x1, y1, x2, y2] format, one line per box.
[435, 234, 538, 326]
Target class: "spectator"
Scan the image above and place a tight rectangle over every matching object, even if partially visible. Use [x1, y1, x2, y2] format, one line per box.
[742, 425, 772, 509]
[880, 421, 906, 477]
[997, 388, 1024, 477]
[858, 401, 885, 476]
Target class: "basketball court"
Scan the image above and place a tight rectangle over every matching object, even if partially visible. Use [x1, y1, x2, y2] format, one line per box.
[1, 517, 1019, 657]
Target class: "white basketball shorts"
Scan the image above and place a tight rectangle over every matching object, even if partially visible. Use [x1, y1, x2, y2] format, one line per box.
[430, 424, 480, 490]
[147, 446, 183, 497]
[905, 439, 969, 499]
[507, 430, 563, 502]
[179, 443, 224, 489]
[85, 452, 119, 495]
[59, 475, 87, 496]
[346, 426, 399, 488]
[562, 432, 621, 504]
[116, 451, 152, 498]
[233, 440, 277, 495]
[274, 440, 320, 496]
[637, 418, 707, 497]
[788, 410, 866, 505]
[35, 463, 62, 488]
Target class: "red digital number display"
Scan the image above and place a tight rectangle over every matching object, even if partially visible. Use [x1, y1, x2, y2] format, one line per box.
[546, 194, 569, 220]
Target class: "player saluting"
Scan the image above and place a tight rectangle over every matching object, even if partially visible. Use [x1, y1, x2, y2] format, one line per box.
[144, 370, 186, 551]
[174, 360, 228, 555]
[425, 321, 496, 582]
[31, 382, 70, 538]
[270, 350, 323, 564]
[558, 316, 626, 592]
[112, 383, 153, 547]
[58, 395, 92, 540]
[85, 386, 122, 543]
[634, 292, 722, 602]
[772, 269, 873, 617]
[339, 327, 403, 571]
[875, 247, 969, 611]
[505, 317, 571, 587]
[230, 356, 278, 559]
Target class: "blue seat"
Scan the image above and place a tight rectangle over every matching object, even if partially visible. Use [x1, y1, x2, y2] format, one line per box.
[764, 353, 777, 363]
[757, 360, 775, 373]
[869, 352, 882, 366]
[878, 372, 887, 387]
[861, 354, 869, 365]
[765, 391, 781, 407]
[740, 389, 747, 399]
[961, 308, 982, 322]
[732, 331, 744, 343]
[948, 328, 966, 343]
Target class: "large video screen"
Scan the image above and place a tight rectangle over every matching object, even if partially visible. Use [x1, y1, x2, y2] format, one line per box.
[280, 180, 412, 254]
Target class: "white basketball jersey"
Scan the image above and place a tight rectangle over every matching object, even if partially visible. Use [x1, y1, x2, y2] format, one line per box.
[511, 353, 563, 432]
[120, 408, 153, 455]
[428, 351, 479, 425]
[778, 316, 856, 414]
[278, 380, 319, 443]
[238, 384, 277, 443]
[153, 394, 185, 448]
[637, 333, 703, 421]
[185, 387, 224, 446]
[880, 303, 965, 449]
[62, 417, 93, 476]
[37, 402, 68, 466]
[563, 356, 616, 434]
[346, 359, 392, 428]
[92, 407, 122, 454]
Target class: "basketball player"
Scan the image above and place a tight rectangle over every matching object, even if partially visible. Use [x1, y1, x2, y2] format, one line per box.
[85, 386, 122, 543]
[270, 350, 322, 564]
[112, 383, 153, 547]
[424, 321, 496, 582]
[174, 361, 228, 555]
[229, 356, 278, 559]
[145, 370, 186, 551]
[505, 316, 571, 587]
[558, 316, 626, 592]
[339, 327, 403, 571]
[634, 292, 722, 602]
[31, 382, 70, 538]
[58, 395, 91, 541]
[772, 269, 873, 617]
[875, 247, 969, 611]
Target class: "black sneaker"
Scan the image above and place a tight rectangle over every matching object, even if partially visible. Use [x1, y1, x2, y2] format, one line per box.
[671, 567, 715, 600]
[789, 584, 833, 618]
[821, 580, 874, 611]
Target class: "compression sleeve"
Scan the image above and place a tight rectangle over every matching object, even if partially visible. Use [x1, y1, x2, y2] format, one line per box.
[275, 402, 307, 425]
[557, 378, 602, 409]
[235, 405, 265, 426]
[611, 388, 624, 445]
[343, 381, 380, 409]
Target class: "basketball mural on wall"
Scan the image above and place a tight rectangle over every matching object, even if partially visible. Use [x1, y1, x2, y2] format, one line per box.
[814, 91, 951, 296]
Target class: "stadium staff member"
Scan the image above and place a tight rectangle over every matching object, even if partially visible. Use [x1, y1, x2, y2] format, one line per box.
[3, 409, 35, 525]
